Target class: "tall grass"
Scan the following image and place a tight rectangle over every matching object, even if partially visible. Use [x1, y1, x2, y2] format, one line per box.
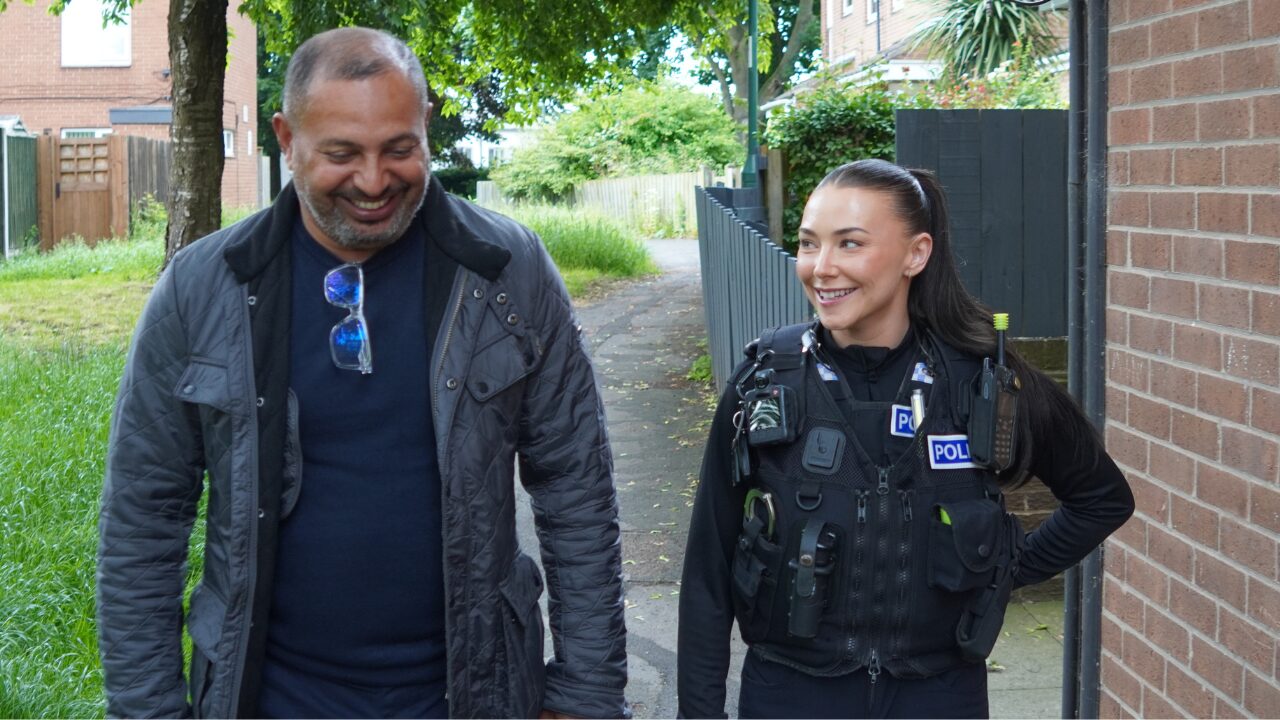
[0, 343, 121, 718]
[501, 204, 657, 278]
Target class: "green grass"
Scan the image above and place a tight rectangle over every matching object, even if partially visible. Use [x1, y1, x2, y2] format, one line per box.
[0, 199, 652, 716]
[502, 204, 657, 279]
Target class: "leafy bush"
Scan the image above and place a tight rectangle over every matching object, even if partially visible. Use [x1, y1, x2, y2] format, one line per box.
[763, 76, 897, 248]
[492, 80, 742, 202]
[910, 43, 1066, 109]
[434, 166, 491, 199]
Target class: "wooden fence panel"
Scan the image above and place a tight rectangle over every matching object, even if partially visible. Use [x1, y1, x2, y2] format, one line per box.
[126, 136, 172, 209]
[895, 109, 1069, 337]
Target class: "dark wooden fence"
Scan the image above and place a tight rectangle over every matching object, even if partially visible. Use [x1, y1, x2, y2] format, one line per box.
[1, 129, 39, 257]
[895, 109, 1068, 338]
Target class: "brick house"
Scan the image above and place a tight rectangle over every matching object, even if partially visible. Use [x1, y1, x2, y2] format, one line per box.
[821, 0, 943, 81]
[1102, 0, 1280, 716]
[0, 0, 258, 208]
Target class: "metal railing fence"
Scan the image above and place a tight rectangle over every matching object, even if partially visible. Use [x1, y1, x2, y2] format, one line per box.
[696, 185, 810, 390]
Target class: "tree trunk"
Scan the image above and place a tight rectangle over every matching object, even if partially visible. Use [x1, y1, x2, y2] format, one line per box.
[166, 0, 228, 263]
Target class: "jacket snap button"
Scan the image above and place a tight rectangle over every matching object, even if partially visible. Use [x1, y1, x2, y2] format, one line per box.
[800, 553, 814, 567]
[246, 295, 257, 306]
[446, 378, 459, 390]
[182, 385, 195, 395]
[473, 288, 484, 299]
[506, 313, 519, 325]
[258, 508, 265, 519]
[256, 396, 265, 407]
[496, 292, 508, 305]
[477, 381, 490, 394]
[978, 544, 991, 558]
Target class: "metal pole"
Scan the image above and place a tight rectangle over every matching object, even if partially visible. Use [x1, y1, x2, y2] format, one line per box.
[1062, 0, 1088, 715]
[742, 0, 760, 188]
[1078, 0, 1110, 714]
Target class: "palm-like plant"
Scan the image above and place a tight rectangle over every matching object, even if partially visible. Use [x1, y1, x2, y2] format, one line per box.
[911, 0, 1060, 85]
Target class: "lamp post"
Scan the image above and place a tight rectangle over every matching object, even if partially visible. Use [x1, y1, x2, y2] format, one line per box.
[742, 0, 760, 188]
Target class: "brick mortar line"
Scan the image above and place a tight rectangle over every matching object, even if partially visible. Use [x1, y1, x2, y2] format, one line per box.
[1103, 545, 1275, 642]
[1105, 299, 1274, 338]
[1110, 86, 1280, 110]
[1109, 35, 1280, 72]
[1108, 264, 1280, 294]
[1112, 0, 1251, 30]
[1111, 183, 1280, 194]
[1096, 643, 1155, 716]
[1104, 363, 1272, 426]
[1109, 138, 1280, 151]
[1108, 222, 1280, 244]
[1105, 425, 1274, 491]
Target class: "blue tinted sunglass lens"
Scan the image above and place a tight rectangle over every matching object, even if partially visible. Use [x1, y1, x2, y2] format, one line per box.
[324, 265, 362, 307]
[330, 316, 371, 371]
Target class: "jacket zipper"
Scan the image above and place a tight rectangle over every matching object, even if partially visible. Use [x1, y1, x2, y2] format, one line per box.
[432, 274, 468, 712]
[230, 287, 259, 716]
[432, 277, 468, 469]
[846, 489, 870, 664]
[867, 466, 891, 701]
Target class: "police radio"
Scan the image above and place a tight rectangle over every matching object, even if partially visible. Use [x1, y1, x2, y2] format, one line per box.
[968, 313, 1020, 472]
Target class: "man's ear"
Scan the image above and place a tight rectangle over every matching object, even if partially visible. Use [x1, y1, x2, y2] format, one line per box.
[905, 232, 933, 278]
[272, 112, 294, 166]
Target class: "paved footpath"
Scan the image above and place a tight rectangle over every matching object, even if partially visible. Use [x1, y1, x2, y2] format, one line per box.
[518, 238, 1064, 718]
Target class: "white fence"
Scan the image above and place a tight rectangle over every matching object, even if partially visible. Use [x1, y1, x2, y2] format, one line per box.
[476, 165, 740, 236]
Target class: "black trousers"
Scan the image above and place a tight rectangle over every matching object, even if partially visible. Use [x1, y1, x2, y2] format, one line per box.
[737, 650, 990, 719]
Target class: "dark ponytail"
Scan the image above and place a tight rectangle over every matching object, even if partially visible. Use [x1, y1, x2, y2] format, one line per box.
[814, 159, 1099, 486]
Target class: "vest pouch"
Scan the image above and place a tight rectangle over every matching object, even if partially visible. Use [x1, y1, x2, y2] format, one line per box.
[928, 498, 1003, 593]
[732, 515, 782, 639]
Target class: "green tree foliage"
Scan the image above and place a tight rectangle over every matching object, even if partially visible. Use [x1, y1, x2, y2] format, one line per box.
[667, 0, 821, 123]
[763, 76, 897, 248]
[491, 81, 742, 202]
[911, 0, 1060, 84]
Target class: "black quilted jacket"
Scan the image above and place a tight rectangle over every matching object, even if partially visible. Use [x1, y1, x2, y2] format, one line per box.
[98, 178, 629, 718]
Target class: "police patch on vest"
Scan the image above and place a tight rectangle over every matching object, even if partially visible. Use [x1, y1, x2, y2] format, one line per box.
[890, 404, 914, 438]
[927, 434, 979, 469]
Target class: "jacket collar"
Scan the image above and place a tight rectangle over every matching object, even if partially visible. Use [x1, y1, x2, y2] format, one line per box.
[223, 175, 511, 282]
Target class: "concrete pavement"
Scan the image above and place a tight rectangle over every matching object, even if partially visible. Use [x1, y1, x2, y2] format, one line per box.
[517, 237, 1066, 718]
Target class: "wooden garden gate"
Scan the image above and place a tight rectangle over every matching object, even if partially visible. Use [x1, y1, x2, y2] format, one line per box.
[37, 135, 128, 249]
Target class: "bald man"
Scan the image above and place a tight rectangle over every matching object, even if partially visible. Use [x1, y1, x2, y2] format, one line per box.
[98, 27, 628, 719]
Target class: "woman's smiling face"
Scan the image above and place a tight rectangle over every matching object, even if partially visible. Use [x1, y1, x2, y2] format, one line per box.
[796, 185, 933, 348]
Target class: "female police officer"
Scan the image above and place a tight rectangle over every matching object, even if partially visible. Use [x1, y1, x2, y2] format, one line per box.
[677, 159, 1134, 719]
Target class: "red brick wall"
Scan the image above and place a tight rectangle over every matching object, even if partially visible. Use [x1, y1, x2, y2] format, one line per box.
[0, 1, 259, 208]
[1104, 0, 1280, 717]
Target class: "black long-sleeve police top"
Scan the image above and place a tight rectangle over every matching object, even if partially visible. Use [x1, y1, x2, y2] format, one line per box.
[676, 328, 1135, 719]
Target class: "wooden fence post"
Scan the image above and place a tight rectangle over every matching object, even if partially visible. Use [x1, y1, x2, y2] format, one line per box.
[765, 146, 785, 243]
[36, 135, 55, 252]
[108, 134, 129, 239]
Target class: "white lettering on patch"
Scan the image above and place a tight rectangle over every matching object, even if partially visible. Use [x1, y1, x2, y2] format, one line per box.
[927, 434, 979, 469]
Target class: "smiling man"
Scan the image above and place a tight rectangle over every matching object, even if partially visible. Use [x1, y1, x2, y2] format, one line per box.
[98, 27, 628, 719]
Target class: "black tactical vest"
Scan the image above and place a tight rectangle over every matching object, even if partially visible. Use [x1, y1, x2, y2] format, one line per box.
[730, 323, 1023, 680]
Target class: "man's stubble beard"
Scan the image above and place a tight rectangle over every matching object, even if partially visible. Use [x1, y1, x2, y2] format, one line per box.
[294, 172, 428, 252]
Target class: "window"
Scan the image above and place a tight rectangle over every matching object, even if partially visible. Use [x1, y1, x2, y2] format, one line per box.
[246, 130, 254, 156]
[61, 128, 112, 139]
[61, 0, 131, 67]
[842, 0, 855, 16]
[892, 0, 904, 11]
[223, 130, 235, 158]
[867, 0, 880, 23]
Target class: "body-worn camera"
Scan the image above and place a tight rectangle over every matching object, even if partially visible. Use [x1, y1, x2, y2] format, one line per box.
[743, 368, 799, 446]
